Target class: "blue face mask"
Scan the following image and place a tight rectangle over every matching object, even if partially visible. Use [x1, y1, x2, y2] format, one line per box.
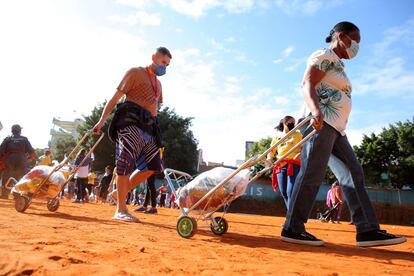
[154, 63, 166, 76]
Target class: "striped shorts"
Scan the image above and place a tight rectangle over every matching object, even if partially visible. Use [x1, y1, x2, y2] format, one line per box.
[115, 125, 162, 176]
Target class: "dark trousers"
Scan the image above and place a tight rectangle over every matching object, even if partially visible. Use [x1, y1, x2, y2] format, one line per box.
[86, 184, 93, 196]
[76, 177, 88, 201]
[1, 158, 27, 198]
[143, 175, 157, 208]
[285, 124, 379, 234]
[160, 194, 166, 207]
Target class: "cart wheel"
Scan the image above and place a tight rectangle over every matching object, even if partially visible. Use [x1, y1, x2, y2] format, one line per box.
[15, 195, 30, 213]
[210, 217, 228, 235]
[177, 216, 197, 238]
[47, 198, 60, 212]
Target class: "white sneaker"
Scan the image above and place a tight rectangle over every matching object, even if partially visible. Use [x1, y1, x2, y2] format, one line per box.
[112, 211, 140, 223]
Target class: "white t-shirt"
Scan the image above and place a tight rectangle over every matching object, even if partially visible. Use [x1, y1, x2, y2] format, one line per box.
[75, 165, 90, 178]
[303, 48, 352, 135]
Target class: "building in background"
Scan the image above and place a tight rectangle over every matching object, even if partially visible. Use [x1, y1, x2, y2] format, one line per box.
[245, 141, 255, 159]
[49, 118, 84, 147]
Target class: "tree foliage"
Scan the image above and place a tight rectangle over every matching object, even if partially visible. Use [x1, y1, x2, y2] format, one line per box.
[354, 118, 414, 187]
[77, 102, 115, 172]
[158, 107, 199, 175]
[77, 103, 199, 174]
[246, 137, 272, 179]
[51, 136, 77, 162]
[247, 137, 344, 184]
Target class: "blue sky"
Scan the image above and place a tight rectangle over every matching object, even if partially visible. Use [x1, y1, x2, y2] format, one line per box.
[0, 0, 413, 165]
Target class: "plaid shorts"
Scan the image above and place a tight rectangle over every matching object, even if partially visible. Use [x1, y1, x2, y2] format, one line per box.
[115, 125, 162, 176]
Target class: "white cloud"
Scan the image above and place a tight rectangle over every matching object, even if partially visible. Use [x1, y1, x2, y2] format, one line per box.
[272, 58, 283, 64]
[210, 38, 225, 50]
[284, 57, 306, 72]
[108, 10, 161, 26]
[353, 57, 414, 97]
[275, 0, 344, 16]
[161, 49, 291, 165]
[272, 45, 295, 64]
[0, 1, 150, 149]
[225, 36, 236, 43]
[282, 45, 295, 58]
[224, 76, 242, 94]
[273, 96, 290, 106]
[115, 0, 147, 8]
[117, 0, 256, 19]
[353, 18, 414, 98]
[222, 0, 254, 13]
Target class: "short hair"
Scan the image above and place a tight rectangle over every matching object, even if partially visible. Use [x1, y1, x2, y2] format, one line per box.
[156, 47, 172, 59]
[326, 21, 359, 43]
[105, 165, 112, 171]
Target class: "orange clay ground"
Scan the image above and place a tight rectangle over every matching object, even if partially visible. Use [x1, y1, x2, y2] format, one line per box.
[0, 198, 413, 275]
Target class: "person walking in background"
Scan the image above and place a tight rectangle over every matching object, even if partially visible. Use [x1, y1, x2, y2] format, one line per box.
[157, 184, 167, 207]
[93, 47, 171, 222]
[0, 124, 37, 199]
[326, 181, 343, 223]
[73, 149, 94, 203]
[97, 166, 113, 203]
[134, 174, 158, 214]
[267, 116, 302, 210]
[86, 171, 97, 202]
[281, 21, 406, 247]
[37, 149, 53, 166]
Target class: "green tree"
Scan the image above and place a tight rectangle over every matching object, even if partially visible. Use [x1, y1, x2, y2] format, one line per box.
[158, 107, 199, 174]
[247, 136, 335, 183]
[77, 102, 115, 172]
[77, 103, 199, 174]
[246, 137, 272, 179]
[354, 118, 414, 187]
[51, 136, 77, 162]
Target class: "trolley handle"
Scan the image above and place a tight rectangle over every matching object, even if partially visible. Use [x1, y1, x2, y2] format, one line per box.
[57, 131, 95, 170]
[187, 115, 315, 212]
[249, 128, 317, 183]
[32, 132, 104, 196]
[63, 132, 105, 186]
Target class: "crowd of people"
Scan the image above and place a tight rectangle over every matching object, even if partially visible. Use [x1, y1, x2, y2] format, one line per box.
[0, 21, 407, 247]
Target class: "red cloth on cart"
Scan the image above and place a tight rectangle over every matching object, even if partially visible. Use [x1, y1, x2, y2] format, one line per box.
[271, 158, 301, 192]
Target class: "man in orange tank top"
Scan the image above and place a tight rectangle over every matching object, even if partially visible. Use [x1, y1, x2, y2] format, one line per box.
[94, 47, 171, 222]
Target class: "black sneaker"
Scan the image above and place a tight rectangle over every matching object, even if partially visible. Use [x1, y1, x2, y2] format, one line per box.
[144, 207, 158, 214]
[281, 228, 324, 246]
[356, 229, 407, 247]
[134, 206, 147, 212]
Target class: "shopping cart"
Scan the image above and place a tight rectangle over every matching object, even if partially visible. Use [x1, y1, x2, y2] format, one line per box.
[164, 116, 317, 238]
[11, 131, 104, 213]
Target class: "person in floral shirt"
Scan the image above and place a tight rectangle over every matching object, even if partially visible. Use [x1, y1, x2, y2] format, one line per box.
[280, 21, 406, 247]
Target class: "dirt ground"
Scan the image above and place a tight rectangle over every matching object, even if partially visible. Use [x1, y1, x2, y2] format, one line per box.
[0, 198, 413, 275]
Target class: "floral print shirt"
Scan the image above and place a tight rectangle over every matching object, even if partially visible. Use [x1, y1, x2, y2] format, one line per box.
[303, 48, 352, 135]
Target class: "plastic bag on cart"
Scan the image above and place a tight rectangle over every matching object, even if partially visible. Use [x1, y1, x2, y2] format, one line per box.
[12, 165, 66, 198]
[177, 167, 250, 210]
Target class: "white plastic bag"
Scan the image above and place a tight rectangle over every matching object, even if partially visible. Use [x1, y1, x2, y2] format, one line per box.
[12, 165, 66, 198]
[178, 167, 250, 210]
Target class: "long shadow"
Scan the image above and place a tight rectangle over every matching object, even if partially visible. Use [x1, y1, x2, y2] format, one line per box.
[228, 219, 414, 237]
[28, 212, 119, 225]
[140, 221, 176, 230]
[138, 219, 414, 263]
[193, 229, 414, 263]
[229, 219, 358, 235]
